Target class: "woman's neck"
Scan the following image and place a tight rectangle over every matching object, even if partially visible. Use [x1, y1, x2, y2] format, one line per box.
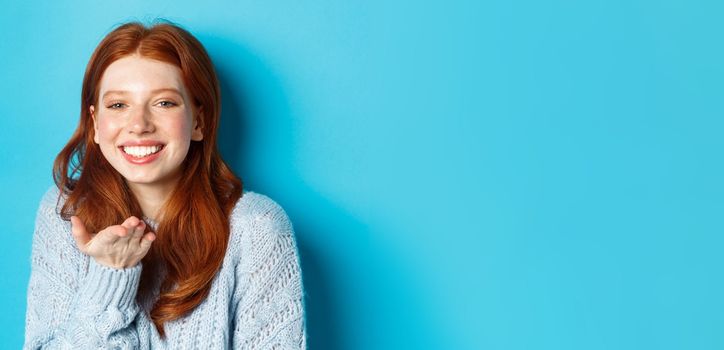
[126, 179, 178, 222]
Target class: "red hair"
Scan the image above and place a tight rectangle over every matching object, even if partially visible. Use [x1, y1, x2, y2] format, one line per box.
[52, 20, 242, 338]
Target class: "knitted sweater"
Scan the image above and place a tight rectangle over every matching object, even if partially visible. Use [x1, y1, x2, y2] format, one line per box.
[24, 185, 307, 349]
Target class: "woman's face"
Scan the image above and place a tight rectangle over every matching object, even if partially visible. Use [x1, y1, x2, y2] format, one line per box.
[90, 54, 203, 192]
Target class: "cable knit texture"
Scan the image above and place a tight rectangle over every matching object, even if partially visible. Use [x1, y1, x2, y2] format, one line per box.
[24, 185, 307, 349]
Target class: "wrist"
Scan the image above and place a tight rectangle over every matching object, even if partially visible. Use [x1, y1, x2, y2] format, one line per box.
[93, 257, 139, 270]
[75, 258, 143, 314]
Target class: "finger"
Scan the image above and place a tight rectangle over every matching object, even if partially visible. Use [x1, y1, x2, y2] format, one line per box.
[128, 221, 146, 247]
[70, 216, 91, 251]
[139, 232, 156, 253]
[127, 219, 145, 238]
[135, 220, 146, 236]
[97, 226, 125, 244]
[116, 216, 142, 242]
[121, 216, 141, 232]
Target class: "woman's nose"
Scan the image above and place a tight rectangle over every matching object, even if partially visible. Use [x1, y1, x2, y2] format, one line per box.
[127, 107, 155, 134]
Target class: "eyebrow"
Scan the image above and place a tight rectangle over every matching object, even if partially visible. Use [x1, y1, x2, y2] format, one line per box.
[101, 88, 183, 99]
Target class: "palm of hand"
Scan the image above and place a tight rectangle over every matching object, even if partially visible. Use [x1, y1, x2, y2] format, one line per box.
[70, 215, 156, 269]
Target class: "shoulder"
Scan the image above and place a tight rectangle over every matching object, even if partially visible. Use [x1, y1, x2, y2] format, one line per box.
[31, 185, 80, 261]
[227, 190, 298, 265]
[34, 185, 67, 229]
[229, 190, 294, 231]
[39, 184, 61, 209]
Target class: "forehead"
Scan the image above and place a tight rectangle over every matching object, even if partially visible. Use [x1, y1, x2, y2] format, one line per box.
[98, 55, 186, 96]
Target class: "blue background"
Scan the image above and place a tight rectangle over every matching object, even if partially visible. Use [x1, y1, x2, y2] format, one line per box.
[1, 1, 722, 349]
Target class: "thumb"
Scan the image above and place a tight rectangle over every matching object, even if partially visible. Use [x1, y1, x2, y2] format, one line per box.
[70, 216, 92, 252]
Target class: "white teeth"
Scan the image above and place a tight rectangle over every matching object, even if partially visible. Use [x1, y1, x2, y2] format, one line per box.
[123, 145, 162, 157]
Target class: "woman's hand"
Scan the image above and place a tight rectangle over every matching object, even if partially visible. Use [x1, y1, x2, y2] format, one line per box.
[70, 215, 156, 269]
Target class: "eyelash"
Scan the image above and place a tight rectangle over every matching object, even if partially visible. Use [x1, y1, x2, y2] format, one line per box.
[106, 101, 177, 109]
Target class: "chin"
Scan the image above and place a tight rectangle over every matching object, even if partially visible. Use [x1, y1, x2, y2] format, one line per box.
[120, 171, 159, 184]
[124, 178, 157, 185]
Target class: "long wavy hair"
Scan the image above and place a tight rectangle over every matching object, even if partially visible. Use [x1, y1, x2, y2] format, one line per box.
[52, 20, 242, 338]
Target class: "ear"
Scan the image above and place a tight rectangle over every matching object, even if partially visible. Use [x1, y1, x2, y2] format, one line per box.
[191, 108, 204, 141]
[90, 105, 99, 144]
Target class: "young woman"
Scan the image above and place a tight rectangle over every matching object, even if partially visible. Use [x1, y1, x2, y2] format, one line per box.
[24, 20, 307, 349]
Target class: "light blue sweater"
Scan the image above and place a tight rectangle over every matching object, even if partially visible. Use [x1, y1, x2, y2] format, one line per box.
[24, 186, 307, 349]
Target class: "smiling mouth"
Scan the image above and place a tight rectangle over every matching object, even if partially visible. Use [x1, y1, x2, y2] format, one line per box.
[120, 145, 165, 158]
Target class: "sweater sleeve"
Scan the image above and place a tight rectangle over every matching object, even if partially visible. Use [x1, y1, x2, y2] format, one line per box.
[232, 196, 307, 349]
[24, 186, 142, 349]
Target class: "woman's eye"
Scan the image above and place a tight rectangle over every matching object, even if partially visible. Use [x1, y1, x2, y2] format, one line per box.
[107, 103, 125, 109]
[158, 101, 177, 108]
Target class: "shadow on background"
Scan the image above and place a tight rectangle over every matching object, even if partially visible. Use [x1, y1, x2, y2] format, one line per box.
[208, 35, 344, 349]
[207, 34, 447, 349]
